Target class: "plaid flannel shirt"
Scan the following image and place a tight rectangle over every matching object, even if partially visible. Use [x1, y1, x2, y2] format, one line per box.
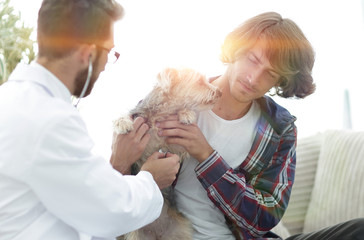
[194, 95, 297, 239]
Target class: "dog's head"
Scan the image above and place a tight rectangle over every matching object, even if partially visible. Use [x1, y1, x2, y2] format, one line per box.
[156, 68, 222, 110]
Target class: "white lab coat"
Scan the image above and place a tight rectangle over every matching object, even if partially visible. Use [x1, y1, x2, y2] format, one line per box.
[0, 62, 163, 240]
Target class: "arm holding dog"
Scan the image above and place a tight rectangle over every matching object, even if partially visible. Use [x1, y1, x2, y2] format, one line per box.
[157, 113, 296, 238]
[111, 116, 180, 189]
[157, 115, 214, 163]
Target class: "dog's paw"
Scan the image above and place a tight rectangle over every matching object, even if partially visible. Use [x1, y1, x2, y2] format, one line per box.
[178, 109, 196, 125]
[113, 116, 134, 134]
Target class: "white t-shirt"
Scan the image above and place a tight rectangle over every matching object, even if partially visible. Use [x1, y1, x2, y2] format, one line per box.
[174, 101, 261, 240]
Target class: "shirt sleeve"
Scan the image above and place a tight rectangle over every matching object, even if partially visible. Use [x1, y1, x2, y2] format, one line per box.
[24, 108, 163, 238]
[194, 124, 297, 238]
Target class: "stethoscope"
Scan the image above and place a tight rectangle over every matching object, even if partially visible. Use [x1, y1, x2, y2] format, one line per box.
[73, 56, 93, 108]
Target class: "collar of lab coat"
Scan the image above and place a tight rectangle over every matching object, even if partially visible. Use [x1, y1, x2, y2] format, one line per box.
[8, 61, 72, 104]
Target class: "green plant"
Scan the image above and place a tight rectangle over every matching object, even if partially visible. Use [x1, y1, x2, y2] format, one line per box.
[0, 0, 35, 85]
[0, 54, 6, 84]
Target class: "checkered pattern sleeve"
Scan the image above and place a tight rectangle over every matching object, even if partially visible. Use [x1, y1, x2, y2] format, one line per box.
[195, 121, 297, 239]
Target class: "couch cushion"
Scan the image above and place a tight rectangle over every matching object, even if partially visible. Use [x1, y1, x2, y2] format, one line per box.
[281, 133, 323, 235]
[271, 220, 291, 239]
[303, 130, 364, 233]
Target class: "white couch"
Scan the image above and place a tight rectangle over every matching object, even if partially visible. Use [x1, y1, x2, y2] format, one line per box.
[272, 130, 364, 238]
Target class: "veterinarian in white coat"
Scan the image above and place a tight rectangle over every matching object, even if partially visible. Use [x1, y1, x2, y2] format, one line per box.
[0, 0, 180, 240]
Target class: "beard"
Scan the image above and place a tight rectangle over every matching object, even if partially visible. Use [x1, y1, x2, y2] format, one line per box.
[73, 51, 102, 98]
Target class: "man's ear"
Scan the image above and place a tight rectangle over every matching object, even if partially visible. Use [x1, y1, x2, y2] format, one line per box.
[78, 44, 96, 66]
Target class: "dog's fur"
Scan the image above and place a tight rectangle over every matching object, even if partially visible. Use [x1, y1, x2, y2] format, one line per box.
[113, 68, 221, 240]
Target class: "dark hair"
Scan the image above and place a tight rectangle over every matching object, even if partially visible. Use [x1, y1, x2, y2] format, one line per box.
[37, 0, 124, 59]
[221, 12, 315, 99]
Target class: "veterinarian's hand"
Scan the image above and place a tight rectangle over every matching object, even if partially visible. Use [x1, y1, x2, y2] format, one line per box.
[141, 152, 180, 189]
[156, 115, 214, 163]
[110, 117, 151, 174]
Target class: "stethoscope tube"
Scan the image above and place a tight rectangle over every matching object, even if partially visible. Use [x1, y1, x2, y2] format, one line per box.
[74, 56, 93, 108]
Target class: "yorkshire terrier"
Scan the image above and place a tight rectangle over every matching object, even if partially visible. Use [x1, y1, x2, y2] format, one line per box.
[113, 67, 221, 240]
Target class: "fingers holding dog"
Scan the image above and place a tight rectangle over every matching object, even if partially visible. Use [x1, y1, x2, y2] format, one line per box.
[110, 117, 150, 174]
[125, 117, 150, 151]
[157, 119, 213, 163]
[132, 117, 150, 143]
[141, 152, 180, 190]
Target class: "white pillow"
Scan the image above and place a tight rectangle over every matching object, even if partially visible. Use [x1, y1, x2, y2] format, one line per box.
[281, 133, 323, 235]
[303, 130, 364, 233]
[271, 220, 291, 239]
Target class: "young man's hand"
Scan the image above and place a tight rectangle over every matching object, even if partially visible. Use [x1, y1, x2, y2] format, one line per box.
[156, 115, 214, 163]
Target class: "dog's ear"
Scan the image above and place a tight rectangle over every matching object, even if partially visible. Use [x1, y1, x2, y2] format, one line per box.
[156, 68, 179, 92]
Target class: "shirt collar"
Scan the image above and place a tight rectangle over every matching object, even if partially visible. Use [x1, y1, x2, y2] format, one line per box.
[8, 61, 72, 103]
[257, 95, 297, 135]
